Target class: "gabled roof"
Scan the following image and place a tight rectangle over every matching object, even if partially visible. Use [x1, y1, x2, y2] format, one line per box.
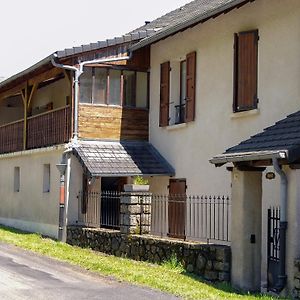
[131, 0, 255, 51]
[73, 140, 175, 177]
[0, 0, 255, 92]
[210, 111, 300, 165]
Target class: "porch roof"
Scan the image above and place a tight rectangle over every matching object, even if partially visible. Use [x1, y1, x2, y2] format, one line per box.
[210, 110, 300, 166]
[73, 140, 175, 177]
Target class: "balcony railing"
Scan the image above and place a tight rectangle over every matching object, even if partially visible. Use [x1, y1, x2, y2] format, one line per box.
[0, 105, 71, 155]
[27, 105, 71, 149]
[0, 120, 23, 154]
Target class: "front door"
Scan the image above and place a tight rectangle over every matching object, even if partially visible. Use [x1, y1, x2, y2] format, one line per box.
[267, 207, 280, 291]
[168, 179, 186, 239]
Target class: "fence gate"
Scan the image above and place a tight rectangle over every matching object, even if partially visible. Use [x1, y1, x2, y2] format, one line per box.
[100, 191, 120, 229]
[168, 179, 186, 239]
[267, 207, 280, 291]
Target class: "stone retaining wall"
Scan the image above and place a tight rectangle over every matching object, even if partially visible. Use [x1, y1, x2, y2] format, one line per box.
[67, 226, 231, 282]
[294, 259, 300, 298]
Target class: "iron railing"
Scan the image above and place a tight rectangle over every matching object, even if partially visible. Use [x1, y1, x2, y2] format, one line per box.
[150, 195, 231, 242]
[175, 103, 186, 124]
[77, 191, 230, 243]
[78, 190, 120, 229]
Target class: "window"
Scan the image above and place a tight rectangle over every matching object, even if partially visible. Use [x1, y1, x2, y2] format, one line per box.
[14, 167, 20, 192]
[80, 68, 106, 104]
[159, 51, 196, 127]
[80, 67, 148, 108]
[79, 68, 93, 103]
[43, 164, 50, 193]
[175, 60, 187, 124]
[109, 69, 121, 105]
[93, 68, 107, 104]
[233, 30, 259, 112]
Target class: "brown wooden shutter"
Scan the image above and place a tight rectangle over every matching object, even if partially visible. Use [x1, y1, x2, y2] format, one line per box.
[234, 30, 258, 112]
[185, 51, 196, 122]
[159, 61, 170, 127]
[168, 179, 186, 239]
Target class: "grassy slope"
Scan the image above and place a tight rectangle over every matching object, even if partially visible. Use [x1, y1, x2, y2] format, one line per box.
[0, 226, 280, 300]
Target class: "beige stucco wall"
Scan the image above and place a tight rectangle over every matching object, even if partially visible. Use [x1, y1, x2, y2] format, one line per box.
[31, 76, 70, 114]
[148, 0, 300, 293]
[0, 147, 64, 238]
[149, 0, 300, 195]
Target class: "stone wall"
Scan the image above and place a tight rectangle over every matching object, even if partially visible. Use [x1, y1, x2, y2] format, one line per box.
[294, 259, 300, 298]
[67, 226, 231, 282]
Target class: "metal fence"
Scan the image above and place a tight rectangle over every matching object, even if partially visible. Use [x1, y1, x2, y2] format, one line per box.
[78, 190, 120, 229]
[77, 191, 230, 243]
[150, 195, 231, 243]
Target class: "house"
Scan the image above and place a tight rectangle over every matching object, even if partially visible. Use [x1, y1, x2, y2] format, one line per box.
[0, 27, 174, 239]
[128, 0, 300, 296]
[1, 0, 300, 296]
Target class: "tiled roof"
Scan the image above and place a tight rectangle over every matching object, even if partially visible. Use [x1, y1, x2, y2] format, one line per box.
[211, 111, 300, 164]
[55, 29, 157, 59]
[131, 0, 253, 51]
[73, 140, 175, 177]
[59, 0, 252, 58]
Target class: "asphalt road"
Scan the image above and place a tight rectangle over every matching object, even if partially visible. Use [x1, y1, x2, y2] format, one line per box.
[0, 242, 179, 300]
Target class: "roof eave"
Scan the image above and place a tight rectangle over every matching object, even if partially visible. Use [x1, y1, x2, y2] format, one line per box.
[90, 172, 175, 177]
[130, 0, 253, 52]
[0, 53, 55, 91]
[210, 150, 288, 166]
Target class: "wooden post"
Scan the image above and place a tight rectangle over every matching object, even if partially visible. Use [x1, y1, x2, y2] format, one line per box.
[21, 82, 37, 150]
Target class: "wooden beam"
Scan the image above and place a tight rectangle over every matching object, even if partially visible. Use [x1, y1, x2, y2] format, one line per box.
[21, 85, 28, 150]
[27, 83, 38, 109]
[289, 164, 300, 170]
[28, 67, 63, 87]
[236, 165, 266, 172]
[0, 83, 25, 101]
[63, 69, 72, 85]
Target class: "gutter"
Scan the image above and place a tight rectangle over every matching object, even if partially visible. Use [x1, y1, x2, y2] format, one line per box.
[210, 150, 288, 166]
[51, 53, 132, 143]
[272, 158, 288, 292]
[130, 0, 254, 51]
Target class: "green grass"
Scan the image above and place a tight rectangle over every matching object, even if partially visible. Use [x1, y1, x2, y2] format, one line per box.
[0, 226, 282, 299]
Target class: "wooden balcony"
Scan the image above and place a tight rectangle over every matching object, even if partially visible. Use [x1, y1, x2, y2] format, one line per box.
[0, 106, 71, 155]
[27, 106, 71, 149]
[0, 120, 24, 154]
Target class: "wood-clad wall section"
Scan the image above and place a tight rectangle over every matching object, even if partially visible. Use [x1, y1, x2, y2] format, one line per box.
[78, 105, 149, 141]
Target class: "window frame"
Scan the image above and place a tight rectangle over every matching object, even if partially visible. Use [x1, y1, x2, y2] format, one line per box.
[79, 67, 148, 109]
[43, 164, 51, 193]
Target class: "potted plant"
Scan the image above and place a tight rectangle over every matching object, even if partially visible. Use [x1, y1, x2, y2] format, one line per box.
[124, 176, 150, 192]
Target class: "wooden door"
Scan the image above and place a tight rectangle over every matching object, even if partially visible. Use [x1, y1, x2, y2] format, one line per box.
[168, 179, 186, 239]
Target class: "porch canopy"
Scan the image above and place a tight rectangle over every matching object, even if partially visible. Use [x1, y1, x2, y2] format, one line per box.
[210, 110, 300, 166]
[73, 140, 175, 177]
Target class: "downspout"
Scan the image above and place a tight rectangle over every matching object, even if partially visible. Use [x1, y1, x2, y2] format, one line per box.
[272, 157, 288, 292]
[51, 52, 132, 144]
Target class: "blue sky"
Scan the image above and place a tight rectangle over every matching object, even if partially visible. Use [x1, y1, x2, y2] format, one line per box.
[0, 0, 191, 78]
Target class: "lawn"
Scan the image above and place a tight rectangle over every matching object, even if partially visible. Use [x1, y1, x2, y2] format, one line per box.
[0, 226, 282, 300]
